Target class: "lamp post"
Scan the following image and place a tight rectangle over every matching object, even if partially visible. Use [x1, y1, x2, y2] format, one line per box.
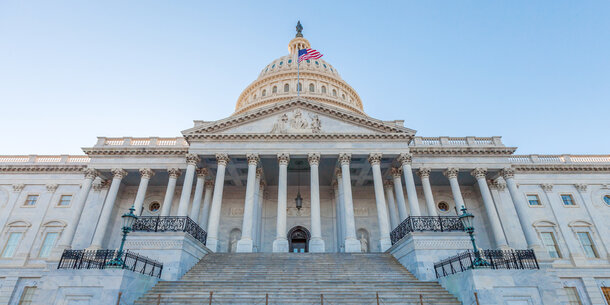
[458, 205, 489, 267]
[107, 205, 138, 267]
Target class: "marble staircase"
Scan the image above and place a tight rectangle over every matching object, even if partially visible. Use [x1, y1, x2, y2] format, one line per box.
[135, 253, 460, 305]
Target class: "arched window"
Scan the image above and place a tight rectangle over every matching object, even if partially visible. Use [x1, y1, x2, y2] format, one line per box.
[321, 86, 326, 94]
[284, 84, 289, 92]
[1, 220, 31, 258]
[309, 83, 315, 92]
[272, 86, 277, 94]
[342, 94, 346, 100]
[297, 83, 302, 92]
[262, 89, 266, 97]
[253, 94, 257, 100]
[332, 89, 337, 97]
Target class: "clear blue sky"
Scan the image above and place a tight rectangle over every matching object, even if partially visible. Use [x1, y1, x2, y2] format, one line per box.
[1, 1, 608, 155]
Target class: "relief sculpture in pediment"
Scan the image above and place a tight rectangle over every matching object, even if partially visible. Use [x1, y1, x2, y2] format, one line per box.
[271, 109, 321, 134]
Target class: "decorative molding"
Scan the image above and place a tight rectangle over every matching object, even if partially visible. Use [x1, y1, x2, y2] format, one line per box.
[0, 165, 87, 173]
[397, 153, 412, 165]
[46, 184, 58, 193]
[215, 153, 230, 166]
[12, 184, 25, 192]
[443, 168, 459, 179]
[168, 168, 182, 179]
[270, 109, 322, 134]
[410, 147, 517, 156]
[470, 168, 487, 180]
[513, 164, 610, 173]
[492, 178, 507, 191]
[82, 147, 189, 156]
[196, 168, 209, 178]
[540, 184, 553, 192]
[354, 207, 369, 217]
[139, 168, 155, 179]
[500, 168, 515, 179]
[574, 184, 587, 192]
[417, 168, 431, 179]
[391, 167, 402, 178]
[84, 168, 98, 179]
[186, 153, 200, 166]
[246, 153, 260, 166]
[367, 153, 382, 166]
[338, 153, 351, 166]
[277, 153, 290, 165]
[384, 180, 394, 189]
[229, 207, 244, 216]
[255, 168, 264, 178]
[111, 168, 128, 179]
[204, 180, 215, 188]
[303, 153, 320, 167]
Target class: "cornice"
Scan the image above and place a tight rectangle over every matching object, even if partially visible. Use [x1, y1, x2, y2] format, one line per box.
[0, 165, 87, 173]
[186, 133, 411, 141]
[410, 147, 517, 156]
[82, 147, 189, 156]
[513, 164, 610, 173]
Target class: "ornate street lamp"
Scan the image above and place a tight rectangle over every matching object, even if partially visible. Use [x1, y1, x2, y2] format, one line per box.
[107, 205, 138, 267]
[295, 165, 303, 210]
[459, 205, 490, 267]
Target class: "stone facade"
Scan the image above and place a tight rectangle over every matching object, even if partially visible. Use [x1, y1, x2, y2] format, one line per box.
[1, 26, 609, 304]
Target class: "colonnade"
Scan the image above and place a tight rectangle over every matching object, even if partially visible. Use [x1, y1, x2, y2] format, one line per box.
[60, 152, 547, 255]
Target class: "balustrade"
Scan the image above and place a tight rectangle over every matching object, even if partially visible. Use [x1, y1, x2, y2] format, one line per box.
[390, 216, 464, 245]
[58, 249, 163, 278]
[434, 249, 539, 278]
[132, 216, 208, 245]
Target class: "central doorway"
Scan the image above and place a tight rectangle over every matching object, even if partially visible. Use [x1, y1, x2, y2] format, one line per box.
[288, 226, 310, 253]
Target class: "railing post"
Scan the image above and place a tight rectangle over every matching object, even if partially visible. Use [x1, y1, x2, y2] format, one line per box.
[209, 291, 213, 305]
[376, 292, 380, 305]
[321, 293, 323, 305]
[439, 216, 443, 232]
[156, 294, 161, 305]
[155, 215, 160, 232]
[116, 292, 122, 305]
[474, 292, 480, 305]
[419, 294, 423, 305]
[266, 293, 269, 305]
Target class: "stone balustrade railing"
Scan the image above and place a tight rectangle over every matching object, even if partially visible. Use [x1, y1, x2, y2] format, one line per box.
[410, 136, 504, 147]
[94, 137, 189, 147]
[509, 154, 610, 164]
[0, 155, 90, 164]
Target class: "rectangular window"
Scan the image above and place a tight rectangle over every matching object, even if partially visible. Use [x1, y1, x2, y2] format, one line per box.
[561, 194, 576, 206]
[38, 232, 59, 258]
[18, 286, 37, 305]
[58, 195, 72, 206]
[540, 232, 561, 258]
[527, 194, 541, 206]
[24, 195, 38, 206]
[2, 232, 23, 258]
[576, 232, 598, 258]
[564, 287, 582, 305]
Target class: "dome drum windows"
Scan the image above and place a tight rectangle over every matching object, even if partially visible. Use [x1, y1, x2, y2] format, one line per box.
[284, 84, 289, 93]
[262, 89, 266, 97]
[272, 86, 277, 94]
[321, 86, 326, 94]
[332, 89, 337, 97]
[309, 83, 315, 92]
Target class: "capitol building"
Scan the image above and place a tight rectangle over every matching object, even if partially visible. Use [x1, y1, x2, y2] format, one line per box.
[0, 24, 609, 305]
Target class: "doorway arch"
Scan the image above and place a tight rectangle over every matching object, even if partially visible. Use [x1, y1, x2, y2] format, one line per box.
[287, 226, 310, 253]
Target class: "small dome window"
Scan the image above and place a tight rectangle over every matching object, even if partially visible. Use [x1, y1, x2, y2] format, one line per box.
[297, 82, 302, 92]
[306, 60, 310, 63]
[271, 64, 275, 69]
[332, 89, 337, 97]
[262, 89, 266, 97]
[321, 86, 326, 94]
[149, 201, 160, 213]
[279, 61, 283, 65]
[309, 83, 315, 92]
[253, 94, 257, 99]
[330, 68, 334, 72]
[288, 59, 292, 64]
[323, 64, 327, 68]
[437, 201, 449, 212]
[315, 61, 319, 65]
[342, 94, 345, 100]
[272, 86, 277, 93]
[284, 84, 289, 92]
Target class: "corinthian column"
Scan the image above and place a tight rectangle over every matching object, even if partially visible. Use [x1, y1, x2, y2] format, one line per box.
[206, 154, 230, 252]
[237, 153, 259, 253]
[335, 170, 346, 252]
[273, 153, 290, 252]
[339, 153, 360, 252]
[54, 168, 97, 255]
[391, 168, 408, 221]
[398, 153, 421, 216]
[417, 168, 437, 216]
[177, 154, 200, 216]
[160, 168, 181, 216]
[444, 168, 465, 209]
[199, 180, 214, 229]
[471, 168, 509, 249]
[308, 153, 325, 252]
[89, 168, 127, 250]
[133, 168, 155, 216]
[501, 168, 542, 251]
[369, 153, 392, 251]
[384, 180, 399, 230]
[252, 168, 263, 252]
[189, 168, 208, 222]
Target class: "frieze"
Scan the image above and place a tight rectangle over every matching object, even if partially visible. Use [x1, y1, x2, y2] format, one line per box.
[0, 165, 87, 173]
[354, 207, 369, 217]
[229, 207, 244, 216]
[270, 109, 322, 134]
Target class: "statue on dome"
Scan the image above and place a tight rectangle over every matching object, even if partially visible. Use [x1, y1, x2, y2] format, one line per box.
[296, 21, 303, 38]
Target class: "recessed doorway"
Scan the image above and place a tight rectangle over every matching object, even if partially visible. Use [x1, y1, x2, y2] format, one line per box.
[288, 226, 310, 253]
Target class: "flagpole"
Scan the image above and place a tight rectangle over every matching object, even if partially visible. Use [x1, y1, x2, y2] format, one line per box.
[297, 52, 300, 98]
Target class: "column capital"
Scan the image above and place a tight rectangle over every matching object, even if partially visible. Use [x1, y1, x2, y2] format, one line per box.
[46, 184, 58, 193]
[331, 180, 339, 189]
[111, 168, 128, 179]
[246, 153, 260, 166]
[186, 153, 200, 166]
[12, 184, 25, 192]
[367, 153, 382, 165]
[196, 168, 209, 178]
[335, 168, 343, 178]
[256, 167, 264, 178]
[500, 168, 515, 179]
[83, 168, 99, 180]
[277, 153, 290, 165]
[93, 179, 110, 191]
[492, 178, 507, 191]
[397, 153, 412, 165]
[391, 167, 402, 178]
[204, 180, 215, 188]
[417, 168, 431, 179]
[383, 180, 394, 189]
[574, 183, 587, 192]
[338, 153, 351, 166]
[443, 167, 459, 179]
[470, 168, 488, 180]
[308, 153, 321, 166]
[215, 153, 230, 166]
[168, 168, 182, 179]
[139, 168, 155, 179]
[540, 183, 553, 192]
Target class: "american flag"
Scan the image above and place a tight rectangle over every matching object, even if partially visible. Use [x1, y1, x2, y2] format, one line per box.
[298, 48, 323, 63]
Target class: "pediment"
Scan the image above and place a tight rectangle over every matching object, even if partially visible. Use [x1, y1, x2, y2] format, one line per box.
[183, 99, 416, 140]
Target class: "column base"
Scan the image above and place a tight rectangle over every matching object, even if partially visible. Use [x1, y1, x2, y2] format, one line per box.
[272, 238, 289, 252]
[206, 237, 219, 252]
[344, 238, 361, 253]
[236, 238, 254, 253]
[309, 238, 325, 253]
[379, 237, 392, 252]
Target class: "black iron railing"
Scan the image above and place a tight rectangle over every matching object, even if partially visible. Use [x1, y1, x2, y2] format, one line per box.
[132, 216, 207, 245]
[390, 216, 464, 244]
[434, 249, 539, 278]
[58, 249, 163, 278]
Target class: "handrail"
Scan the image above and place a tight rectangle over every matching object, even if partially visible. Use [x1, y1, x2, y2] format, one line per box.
[58, 249, 163, 278]
[434, 249, 539, 278]
[132, 216, 207, 245]
[390, 216, 464, 244]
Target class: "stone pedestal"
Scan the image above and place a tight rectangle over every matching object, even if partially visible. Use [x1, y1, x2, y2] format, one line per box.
[272, 238, 289, 252]
[344, 238, 361, 253]
[34, 268, 158, 305]
[309, 238, 325, 253]
[125, 231, 211, 280]
[236, 238, 254, 253]
[388, 232, 472, 280]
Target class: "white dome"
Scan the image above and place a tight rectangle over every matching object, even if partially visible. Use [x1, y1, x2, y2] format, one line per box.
[234, 35, 364, 115]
